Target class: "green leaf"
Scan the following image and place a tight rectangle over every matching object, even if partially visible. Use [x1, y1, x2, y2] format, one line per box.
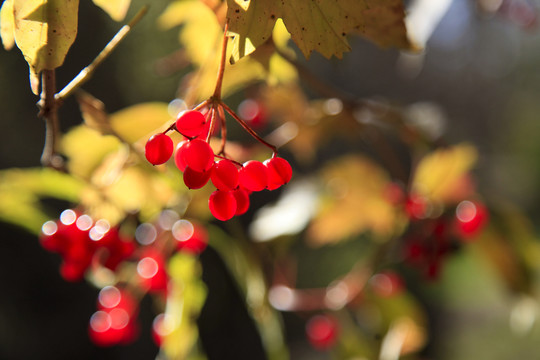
[12, 0, 79, 92]
[0, 0, 15, 50]
[227, 0, 412, 62]
[92, 0, 131, 21]
[0, 168, 84, 234]
[159, 253, 207, 360]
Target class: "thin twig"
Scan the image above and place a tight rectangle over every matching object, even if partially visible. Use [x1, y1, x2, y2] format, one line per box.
[221, 102, 277, 154]
[55, 6, 149, 103]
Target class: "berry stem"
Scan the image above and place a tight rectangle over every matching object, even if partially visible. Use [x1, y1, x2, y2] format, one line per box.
[217, 105, 227, 155]
[206, 106, 217, 143]
[221, 102, 277, 154]
[211, 21, 229, 101]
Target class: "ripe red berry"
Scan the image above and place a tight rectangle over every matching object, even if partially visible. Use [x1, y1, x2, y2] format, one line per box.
[174, 140, 188, 172]
[208, 190, 237, 221]
[264, 157, 292, 190]
[137, 249, 168, 293]
[175, 110, 206, 137]
[239, 160, 268, 192]
[306, 314, 339, 350]
[173, 220, 209, 254]
[181, 139, 214, 172]
[238, 99, 266, 128]
[145, 133, 174, 165]
[211, 159, 239, 190]
[454, 200, 488, 239]
[232, 188, 250, 216]
[183, 167, 212, 189]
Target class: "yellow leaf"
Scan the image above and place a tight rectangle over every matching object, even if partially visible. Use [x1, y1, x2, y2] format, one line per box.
[109, 102, 171, 144]
[412, 144, 477, 204]
[92, 0, 130, 21]
[62, 125, 122, 180]
[158, 0, 222, 66]
[0, 0, 15, 50]
[227, 0, 412, 62]
[13, 0, 79, 74]
[309, 155, 399, 245]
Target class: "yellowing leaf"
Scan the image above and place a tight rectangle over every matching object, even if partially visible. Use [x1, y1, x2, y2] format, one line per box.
[62, 125, 122, 180]
[227, 0, 412, 62]
[13, 0, 79, 79]
[92, 0, 130, 21]
[0, 0, 15, 50]
[109, 102, 171, 144]
[309, 155, 399, 245]
[158, 0, 223, 67]
[412, 144, 477, 204]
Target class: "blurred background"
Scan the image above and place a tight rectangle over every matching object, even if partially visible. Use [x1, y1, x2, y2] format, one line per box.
[2, 0, 540, 359]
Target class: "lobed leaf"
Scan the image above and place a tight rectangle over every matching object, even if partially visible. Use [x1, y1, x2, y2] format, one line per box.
[92, 0, 131, 21]
[227, 0, 413, 62]
[12, 0, 79, 92]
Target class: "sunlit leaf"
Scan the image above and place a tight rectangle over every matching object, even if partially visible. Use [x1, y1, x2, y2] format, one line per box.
[158, 0, 223, 67]
[62, 125, 122, 180]
[308, 155, 400, 245]
[109, 102, 171, 144]
[0, 0, 15, 50]
[159, 253, 206, 360]
[158, 1, 295, 102]
[227, 0, 412, 62]
[0, 168, 84, 234]
[12, 0, 79, 91]
[92, 0, 130, 21]
[412, 143, 477, 204]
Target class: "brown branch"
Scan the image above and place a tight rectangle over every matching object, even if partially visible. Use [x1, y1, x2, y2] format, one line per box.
[38, 70, 63, 169]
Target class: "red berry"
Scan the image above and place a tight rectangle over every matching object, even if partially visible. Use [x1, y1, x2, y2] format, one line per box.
[137, 249, 168, 293]
[239, 160, 268, 192]
[232, 188, 250, 215]
[174, 140, 188, 172]
[306, 314, 339, 350]
[454, 200, 488, 239]
[173, 220, 208, 254]
[181, 139, 214, 172]
[208, 190, 237, 221]
[264, 157, 292, 190]
[238, 99, 266, 128]
[175, 110, 207, 137]
[211, 159, 239, 190]
[145, 133, 173, 165]
[183, 167, 211, 189]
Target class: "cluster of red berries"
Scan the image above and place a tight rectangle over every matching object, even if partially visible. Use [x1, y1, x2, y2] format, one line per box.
[89, 286, 139, 346]
[40, 209, 134, 281]
[144, 109, 293, 221]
